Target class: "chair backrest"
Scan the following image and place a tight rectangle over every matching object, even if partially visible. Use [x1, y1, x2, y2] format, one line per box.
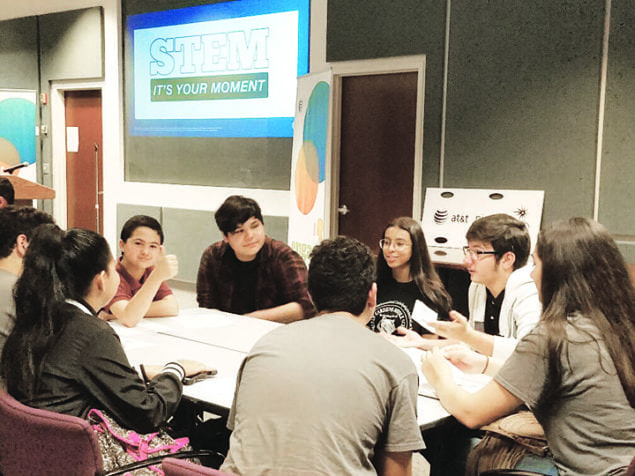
[0, 386, 104, 475]
[162, 457, 232, 476]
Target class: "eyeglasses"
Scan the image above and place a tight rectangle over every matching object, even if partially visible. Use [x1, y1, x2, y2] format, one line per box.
[462, 246, 498, 260]
[379, 239, 412, 251]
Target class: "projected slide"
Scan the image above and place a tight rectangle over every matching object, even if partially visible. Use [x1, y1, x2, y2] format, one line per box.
[127, 0, 309, 138]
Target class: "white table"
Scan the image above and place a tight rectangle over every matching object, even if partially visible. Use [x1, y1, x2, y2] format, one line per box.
[112, 325, 245, 414]
[110, 308, 461, 429]
[131, 308, 281, 353]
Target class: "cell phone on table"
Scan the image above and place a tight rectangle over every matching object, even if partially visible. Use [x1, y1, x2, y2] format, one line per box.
[183, 369, 218, 385]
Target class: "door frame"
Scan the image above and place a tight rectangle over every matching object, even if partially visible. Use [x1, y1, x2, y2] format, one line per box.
[328, 55, 426, 237]
[51, 80, 104, 228]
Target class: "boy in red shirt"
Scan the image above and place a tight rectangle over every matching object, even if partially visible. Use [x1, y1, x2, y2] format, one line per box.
[102, 215, 178, 327]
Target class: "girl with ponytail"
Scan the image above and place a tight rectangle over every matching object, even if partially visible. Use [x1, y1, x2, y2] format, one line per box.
[1, 224, 211, 434]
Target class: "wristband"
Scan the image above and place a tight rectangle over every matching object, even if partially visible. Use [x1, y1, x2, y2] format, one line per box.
[162, 361, 186, 382]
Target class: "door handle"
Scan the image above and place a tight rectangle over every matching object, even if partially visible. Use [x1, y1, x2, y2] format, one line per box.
[94, 143, 100, 234]
[338, 204, 350, 216]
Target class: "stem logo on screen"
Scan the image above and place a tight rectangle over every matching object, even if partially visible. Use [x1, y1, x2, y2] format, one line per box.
[127, 0, 309, 138]
[149, 30, 270, 102]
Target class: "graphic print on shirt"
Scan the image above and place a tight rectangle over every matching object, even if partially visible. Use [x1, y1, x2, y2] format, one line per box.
[369, 300, 412, 334]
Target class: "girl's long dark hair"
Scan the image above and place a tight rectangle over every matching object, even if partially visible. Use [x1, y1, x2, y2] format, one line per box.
[377, 217, 452, 317]
[0, 225, 112, 400]
[536, 217, 635, 408]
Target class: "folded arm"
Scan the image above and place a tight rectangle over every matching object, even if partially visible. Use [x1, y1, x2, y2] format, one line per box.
[246, 302, 304, 323]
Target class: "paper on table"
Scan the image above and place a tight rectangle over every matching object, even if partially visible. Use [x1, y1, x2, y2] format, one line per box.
[183, 375, 236, 409]
[136, 319, 175, 333]
[176, 308, 235, 329]
[109, 321, 147, 338]
[118, 337, 153, 352]
[411, 299, 439, 333]
[401, 347, 491, 399]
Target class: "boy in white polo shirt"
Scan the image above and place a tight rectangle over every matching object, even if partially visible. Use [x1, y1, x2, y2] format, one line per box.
[391, 213, 540, 366]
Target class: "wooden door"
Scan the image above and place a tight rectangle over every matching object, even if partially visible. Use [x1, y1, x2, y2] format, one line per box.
[337, 72, 418, 254]
[64, 90, 103, 232]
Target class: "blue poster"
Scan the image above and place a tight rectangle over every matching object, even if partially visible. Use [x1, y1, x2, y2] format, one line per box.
[0, 90, 37, 177]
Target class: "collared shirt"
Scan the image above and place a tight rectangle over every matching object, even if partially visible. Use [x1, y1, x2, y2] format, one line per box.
[196, 236, 314, 318]
[104, 259, 172, 312]
[467, 266, 542, 360]
[484, 288, 505, 336]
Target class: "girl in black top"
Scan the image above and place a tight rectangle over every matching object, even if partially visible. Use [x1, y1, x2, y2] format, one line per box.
[369, 216, 452, 335]
[0, 224, 209, 433]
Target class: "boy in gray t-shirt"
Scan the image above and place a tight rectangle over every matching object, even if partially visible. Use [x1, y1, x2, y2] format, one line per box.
[221, 237, 425, 475]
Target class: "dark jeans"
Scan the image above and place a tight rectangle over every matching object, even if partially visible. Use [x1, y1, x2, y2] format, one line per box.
[169, 402, 230, 468]
[421, 418, 478, 476]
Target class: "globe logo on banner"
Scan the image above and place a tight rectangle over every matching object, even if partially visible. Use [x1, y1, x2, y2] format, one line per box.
[433, 209, 448, 224]
[294, 81, 329, 215]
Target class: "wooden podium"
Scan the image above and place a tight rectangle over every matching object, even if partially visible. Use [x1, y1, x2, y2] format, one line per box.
[2, 174, 55, 207]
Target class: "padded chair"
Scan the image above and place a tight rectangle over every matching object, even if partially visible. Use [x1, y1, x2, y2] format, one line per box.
[0, 386, 212, 475]
[162, 457, 234, 476]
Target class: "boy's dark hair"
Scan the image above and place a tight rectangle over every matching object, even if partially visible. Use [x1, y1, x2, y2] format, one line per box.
[466, 213, 530, 269]
[215, 195, 264, 235]
[0, 206, 55, 258]
[0, 177, 15, 205]
[120, 215, 164, 244]
[308, 236, 376, 316]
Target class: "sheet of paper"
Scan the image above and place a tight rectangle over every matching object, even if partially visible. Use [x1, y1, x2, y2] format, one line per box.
[183, 376, 236, 409]
[411, 299, 439, 333]
[118, 337, 153, 353]
[401, 347, 490, 399]
[109, 321, 147, 338]
[66, 127, 79, 152]
[174, 308, 235, 329]
[135, 320, 175, 333]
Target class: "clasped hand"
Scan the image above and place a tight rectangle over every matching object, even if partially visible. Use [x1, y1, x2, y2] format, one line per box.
[440, 344, 488, 374]
[420, 347, 453, 388]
